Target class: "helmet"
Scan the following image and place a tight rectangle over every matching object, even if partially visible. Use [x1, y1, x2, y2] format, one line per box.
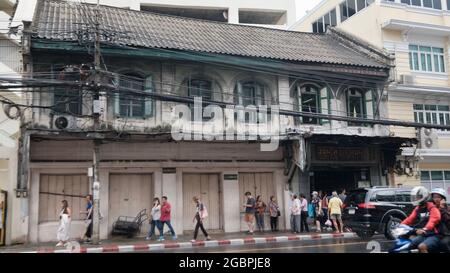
[430, 188, 447, 200]
[411, 186, 430, 206]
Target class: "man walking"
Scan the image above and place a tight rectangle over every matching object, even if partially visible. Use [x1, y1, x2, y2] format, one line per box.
[243, 192, 256, 235]
[160, 196, 177, 240]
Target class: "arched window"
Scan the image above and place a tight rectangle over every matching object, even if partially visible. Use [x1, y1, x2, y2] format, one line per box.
[234, 80, 267, 123]
[115, 74, 153, 118]
[187, 79, 213, 101]
[346, 87, 375, 126]
[293, 83, 330, 125]
[234, 80, 265, 106]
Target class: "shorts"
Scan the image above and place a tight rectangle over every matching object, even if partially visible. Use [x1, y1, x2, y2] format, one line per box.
[245, 213, 255, 223]
[410, 235, 441, 252]
[330, 214, 342, 221]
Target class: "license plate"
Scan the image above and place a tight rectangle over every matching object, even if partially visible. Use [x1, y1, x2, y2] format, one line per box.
[348, 209, 355, 215]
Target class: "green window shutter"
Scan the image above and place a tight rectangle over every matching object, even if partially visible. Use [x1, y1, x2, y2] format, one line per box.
[144, 75, 153, 117]
[296, 85, 302, 124]
[114, 74, 121, 117]
[320, 87, 330, 125]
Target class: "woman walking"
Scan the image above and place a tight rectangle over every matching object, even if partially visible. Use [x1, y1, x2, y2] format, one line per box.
[56, 200, 71, 247]
[191, 196, 211, 242]
[255, 195, 267, 232]
[146, 197, 163, 241]
[268, 196, 280, 232]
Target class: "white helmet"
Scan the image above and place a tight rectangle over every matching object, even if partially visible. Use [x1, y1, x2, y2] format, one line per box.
[411, 186, 430, 206]
[430, 188, 447, 200]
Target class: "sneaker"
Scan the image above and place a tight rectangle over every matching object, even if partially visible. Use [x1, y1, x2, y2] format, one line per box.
[56, 242, 63, 247]
[157, 237, 165, 242]
[190, 239, 196, 243]
[206, 236, 212, 241]
[145, 237, 151, 240]
[172, 235, 177, 240]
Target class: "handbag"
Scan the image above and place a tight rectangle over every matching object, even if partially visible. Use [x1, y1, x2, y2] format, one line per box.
[84, 219, 92, 228]
[277, 209, 281, 217]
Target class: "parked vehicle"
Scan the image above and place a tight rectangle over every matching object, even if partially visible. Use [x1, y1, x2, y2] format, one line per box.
[342, 187, 415, 240]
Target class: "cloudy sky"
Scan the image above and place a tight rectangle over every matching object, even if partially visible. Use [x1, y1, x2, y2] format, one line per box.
[296, 0, 323, 19]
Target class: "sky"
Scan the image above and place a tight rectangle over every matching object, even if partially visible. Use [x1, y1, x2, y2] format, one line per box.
[296, 0, 323, 19]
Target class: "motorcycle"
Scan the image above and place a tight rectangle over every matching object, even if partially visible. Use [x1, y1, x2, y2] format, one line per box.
[389, 224, 417, 253]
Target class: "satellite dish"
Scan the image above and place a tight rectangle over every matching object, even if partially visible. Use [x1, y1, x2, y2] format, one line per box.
[55, 116, 69, 130]
[425, 138, 433, 148]
[424, 128, 432, 136]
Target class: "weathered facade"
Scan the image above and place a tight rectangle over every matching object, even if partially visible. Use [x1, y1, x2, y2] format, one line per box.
[9, 0, 410, 243]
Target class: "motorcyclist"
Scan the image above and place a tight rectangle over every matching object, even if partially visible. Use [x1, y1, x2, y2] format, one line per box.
[401, 186, 441, 253]
[430, 188, 450, 253]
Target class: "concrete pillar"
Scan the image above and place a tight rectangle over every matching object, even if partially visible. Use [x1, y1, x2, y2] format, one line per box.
[275, 170, 287, 231]
[99, 169, 109, 240]
[299, 170, 310, 197]
[161, 168, 181, 235]
[222, 172, 240, 232]
[154, 169, 163, 197]
[28, 170, 39, 243]
[228, 7, 239, 24]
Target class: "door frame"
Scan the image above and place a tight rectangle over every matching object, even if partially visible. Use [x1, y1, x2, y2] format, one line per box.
[182, 172, 223, 233]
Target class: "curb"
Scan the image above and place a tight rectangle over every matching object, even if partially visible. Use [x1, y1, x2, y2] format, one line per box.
[22, 232, 357, 253]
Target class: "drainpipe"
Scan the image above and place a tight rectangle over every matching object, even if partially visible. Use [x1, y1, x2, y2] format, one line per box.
[15, 129, 30, 198]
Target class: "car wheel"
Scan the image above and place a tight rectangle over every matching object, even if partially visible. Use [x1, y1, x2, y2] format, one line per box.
[385, 217, 402, 240]
[356, 230, 374, 240]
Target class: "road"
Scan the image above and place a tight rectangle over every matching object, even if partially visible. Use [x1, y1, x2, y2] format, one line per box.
[139, 235, 394, 253]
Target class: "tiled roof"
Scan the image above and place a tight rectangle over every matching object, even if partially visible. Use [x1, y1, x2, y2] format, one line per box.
[31, 0, 389, 69]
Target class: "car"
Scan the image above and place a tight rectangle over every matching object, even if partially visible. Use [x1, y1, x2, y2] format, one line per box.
[342, 186, 416, 240]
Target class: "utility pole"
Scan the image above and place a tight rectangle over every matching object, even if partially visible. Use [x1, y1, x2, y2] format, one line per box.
[91, 0, 101, 245]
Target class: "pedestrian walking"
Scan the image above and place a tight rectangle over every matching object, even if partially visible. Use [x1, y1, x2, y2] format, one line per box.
[329, 191, 344, 233]
[311, 191, 322, 233]
[146, 197, 163, 241]
[255, 195, 267, 232]
[160, 196, 177, 240]
[290, 194, 301, 233]
[300, 194, 309, 232]
[80, 195, 93, 243]
[56, 200, 71, 247]
[243, 192, 256, 234]
[268, 196, 280, 232]
[191, 196, 212, 242]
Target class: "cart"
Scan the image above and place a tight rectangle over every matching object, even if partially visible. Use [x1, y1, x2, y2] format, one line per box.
[111, 209, 148, 238]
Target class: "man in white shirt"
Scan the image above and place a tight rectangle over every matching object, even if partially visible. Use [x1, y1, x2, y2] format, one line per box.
[290, 194, 301, 233]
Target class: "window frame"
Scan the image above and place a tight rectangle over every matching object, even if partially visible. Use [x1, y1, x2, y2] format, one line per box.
[409, 44, 445, 73]
[401, 0, 442, 9]
[312, 8, 338, 33]
[413, 103, 450, 131]
[420, 170, 450, 193]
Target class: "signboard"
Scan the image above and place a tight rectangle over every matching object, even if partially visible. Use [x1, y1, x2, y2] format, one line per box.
[163, 168, 176, 174]
[316, 147, 366, 161]
[224, 174, 238, 180]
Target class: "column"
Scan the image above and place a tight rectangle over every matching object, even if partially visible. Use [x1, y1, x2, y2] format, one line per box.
[222, 172, 240, 232]
[161, 168, 181, 234]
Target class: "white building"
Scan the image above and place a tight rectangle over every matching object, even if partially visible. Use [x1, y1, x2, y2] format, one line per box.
[68, 0, 297, 29]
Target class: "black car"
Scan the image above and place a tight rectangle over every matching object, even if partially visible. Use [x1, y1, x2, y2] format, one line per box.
[342, 187, 416, 240]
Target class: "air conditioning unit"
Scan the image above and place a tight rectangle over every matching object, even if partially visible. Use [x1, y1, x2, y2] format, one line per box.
[419, 128, 438, 149]
[53, 115, 77, 130]
[399, 74, 415, 85]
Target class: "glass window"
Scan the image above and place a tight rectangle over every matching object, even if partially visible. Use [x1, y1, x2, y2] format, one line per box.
[433, 0, 442, 9]
[119, 75, 145, 118]
[347, 88, 366, 126]
[445, 171, 450, 181]
[372, 190, 395, 202]
[401, 0, 411, 4]
[357, 0, 366, 11]
[448, 0, 450, 10]
[411, 0, 422, 6]
[54, 67, 82, 115]
[330, 9, 337, 26]
[312, 22, 318, 33]
[347, 0, 356, 17]
[317, 17, 324, 33]
[396, 191, 412, 202]
[340, 2, 348, 22]
[299, 85, 320, 125]
[421, 171, 430, 181]
[409, 44, 445, 73]
[423, 0, 433, 8]
[431, 171, 444, 181]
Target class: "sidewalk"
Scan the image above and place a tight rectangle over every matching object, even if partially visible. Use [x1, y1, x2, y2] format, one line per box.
[0, 231, 358, 253]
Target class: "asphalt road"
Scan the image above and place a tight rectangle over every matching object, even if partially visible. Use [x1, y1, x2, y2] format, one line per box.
[139, 235, 394, 253]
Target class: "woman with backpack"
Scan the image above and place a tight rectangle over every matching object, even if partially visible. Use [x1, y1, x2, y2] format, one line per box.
[191, 196, 212, 242]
